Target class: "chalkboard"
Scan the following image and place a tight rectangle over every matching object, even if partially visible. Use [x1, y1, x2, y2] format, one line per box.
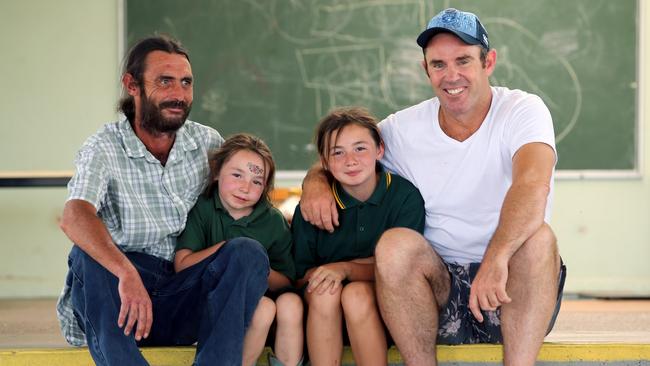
[126, 0, 638, 172]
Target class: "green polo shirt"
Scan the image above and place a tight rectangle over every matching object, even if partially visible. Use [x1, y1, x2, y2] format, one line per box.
[176, 191, 295, 280]
[292, 172, 425, 279]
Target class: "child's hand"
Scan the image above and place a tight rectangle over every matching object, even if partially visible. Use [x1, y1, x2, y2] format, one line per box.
[306, 263, 347, 295]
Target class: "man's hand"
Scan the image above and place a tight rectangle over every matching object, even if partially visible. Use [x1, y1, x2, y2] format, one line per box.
[117, 270, 153, 341]
[306, 263, 347, 295]
[300, 164, 339, 232]
[468, 257, 512, 322]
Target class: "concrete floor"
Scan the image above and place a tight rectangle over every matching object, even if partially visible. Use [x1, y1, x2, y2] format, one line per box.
[1, 298, 650, 348]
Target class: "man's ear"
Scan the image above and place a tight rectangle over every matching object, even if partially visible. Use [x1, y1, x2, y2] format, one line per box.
[484, 49, 498, 76]
[421, 59, 429, 77]
[122, 73, 140, 97]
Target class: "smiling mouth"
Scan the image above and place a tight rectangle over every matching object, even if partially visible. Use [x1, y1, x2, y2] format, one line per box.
[233, 195, 248, 202]
[445, 87, 465, 95]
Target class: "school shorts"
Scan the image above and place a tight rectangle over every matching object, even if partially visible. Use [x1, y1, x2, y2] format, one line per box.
[436, 260, 567, 344]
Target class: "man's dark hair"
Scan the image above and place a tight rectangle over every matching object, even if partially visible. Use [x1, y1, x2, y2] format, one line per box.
[118, 35, 190, 122]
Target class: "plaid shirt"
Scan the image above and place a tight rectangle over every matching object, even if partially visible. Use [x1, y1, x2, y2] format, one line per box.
[56, 119, 223, 346]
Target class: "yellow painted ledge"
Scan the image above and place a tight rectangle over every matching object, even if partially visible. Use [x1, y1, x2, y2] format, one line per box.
[2, 344, 650, 365]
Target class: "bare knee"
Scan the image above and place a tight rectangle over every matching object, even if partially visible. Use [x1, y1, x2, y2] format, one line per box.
[250, 296, 276, 330]
[375, 228, 430, 279]
[276, 293, 303, 327]
[511, 223, 559, 275]
[341, 282, 376, 323]
[306, 288, 342, 317]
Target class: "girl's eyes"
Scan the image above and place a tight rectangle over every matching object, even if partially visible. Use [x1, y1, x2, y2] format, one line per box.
[253, 180, 264, 186]
[232, 173, 241, 178]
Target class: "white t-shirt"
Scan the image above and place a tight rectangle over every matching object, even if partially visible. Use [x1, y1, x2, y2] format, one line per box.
[379, 87, 556, 264]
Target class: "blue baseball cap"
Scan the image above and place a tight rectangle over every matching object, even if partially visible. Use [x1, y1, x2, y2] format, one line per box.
[416, 8, 489, 50]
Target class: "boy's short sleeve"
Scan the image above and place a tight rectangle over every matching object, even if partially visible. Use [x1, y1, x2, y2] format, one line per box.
[390, 180, 425, 234]
[291, 205, 320, 280]
[266, 211, 296, 281]
[176, 199, 210, 252]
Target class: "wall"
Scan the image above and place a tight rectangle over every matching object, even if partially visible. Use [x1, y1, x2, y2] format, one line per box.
[0, 0, 648, 298]
[0, 0, 119, 297]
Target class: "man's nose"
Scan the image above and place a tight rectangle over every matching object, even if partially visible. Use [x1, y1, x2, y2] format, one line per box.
[444, 64, 461, 81]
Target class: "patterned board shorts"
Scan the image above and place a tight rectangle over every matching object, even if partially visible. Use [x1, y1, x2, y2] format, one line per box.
[436, 260, 567, 344]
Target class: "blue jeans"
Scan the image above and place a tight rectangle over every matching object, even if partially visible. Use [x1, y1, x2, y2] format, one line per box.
[67, 238, 269, 366]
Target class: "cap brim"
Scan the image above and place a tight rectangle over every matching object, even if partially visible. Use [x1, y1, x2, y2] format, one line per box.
[416, 27, 483, 49]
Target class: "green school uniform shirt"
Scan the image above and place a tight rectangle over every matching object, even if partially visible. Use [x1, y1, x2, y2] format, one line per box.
[292, 172, 425, 279]
[176, 190, 295, 280]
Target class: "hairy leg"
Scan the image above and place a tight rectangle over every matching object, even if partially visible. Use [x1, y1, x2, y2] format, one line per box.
[375, 228, 450, 366]
[502, 223, 560, 366]
[274, 293, 304, 366]
[341, 281, 387, 366]
[305, 287, 343, 366]
[242, 296, 276, 366]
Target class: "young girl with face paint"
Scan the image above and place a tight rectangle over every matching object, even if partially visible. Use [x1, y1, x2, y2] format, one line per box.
[175, 133, 303, 366]
[292, 107, 426, 366]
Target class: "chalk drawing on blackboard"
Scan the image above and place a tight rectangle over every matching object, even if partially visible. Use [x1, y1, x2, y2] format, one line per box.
[267, 0, 425, 45]
[310, 1, 426, 43]
[201, 88, 228, 122]
[383, 38, 431, 110]
[486, 18, 582, 144]
[296, 44, 389, 117]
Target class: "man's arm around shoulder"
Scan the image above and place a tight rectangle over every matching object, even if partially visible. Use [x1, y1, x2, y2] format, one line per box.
[60, 199, 153, 341]
[300, 162, 339, 232]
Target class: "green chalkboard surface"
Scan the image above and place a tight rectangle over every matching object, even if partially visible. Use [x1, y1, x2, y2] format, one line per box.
[126, 0, 637, 172]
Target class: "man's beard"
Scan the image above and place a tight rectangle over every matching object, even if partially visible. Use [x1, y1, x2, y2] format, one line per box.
[140, 94, 192, 135]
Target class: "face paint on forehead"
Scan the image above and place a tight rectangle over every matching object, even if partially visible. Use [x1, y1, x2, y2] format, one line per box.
[247, 162, 264, 176]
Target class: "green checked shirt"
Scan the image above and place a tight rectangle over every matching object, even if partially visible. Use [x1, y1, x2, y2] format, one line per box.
[176, 188, 295, 281]
[56, 119, 223, 346]
[292, 172, 426, 279]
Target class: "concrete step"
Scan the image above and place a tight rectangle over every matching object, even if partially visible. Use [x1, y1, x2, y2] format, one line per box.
[2, 344, 650, 365]
[2, 298, 650, 365]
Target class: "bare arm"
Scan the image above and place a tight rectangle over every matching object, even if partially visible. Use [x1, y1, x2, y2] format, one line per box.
[268, 269, 292, 291]
[469, 142, 555, 321]
[60, 199, 152, 340]
[173, 242, 225, 272]
[300, 162, 339, 232]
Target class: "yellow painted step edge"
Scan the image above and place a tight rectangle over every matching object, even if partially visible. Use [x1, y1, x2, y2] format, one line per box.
[2, 344, 650, 366]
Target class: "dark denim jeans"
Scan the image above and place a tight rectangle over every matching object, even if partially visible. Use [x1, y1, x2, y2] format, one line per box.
[67, 237, 269, 366]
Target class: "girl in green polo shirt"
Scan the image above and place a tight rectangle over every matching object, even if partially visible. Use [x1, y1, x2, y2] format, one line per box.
[175, 133, 303, 366]
[292, 107, 425, 366]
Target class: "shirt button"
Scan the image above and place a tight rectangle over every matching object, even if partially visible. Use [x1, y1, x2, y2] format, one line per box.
[359, 226, 365, 232]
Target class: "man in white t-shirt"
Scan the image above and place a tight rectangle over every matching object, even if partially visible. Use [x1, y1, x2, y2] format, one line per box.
[300, 8, 565, 366]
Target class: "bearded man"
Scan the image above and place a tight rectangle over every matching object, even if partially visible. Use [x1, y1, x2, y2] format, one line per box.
[56, 35, 269, 366]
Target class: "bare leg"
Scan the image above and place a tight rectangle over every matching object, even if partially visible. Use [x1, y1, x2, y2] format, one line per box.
[275, 293, 304, 366]
[341, 281, 387, 366]
[305, 287, 343, 366]
[375, 228, 450, 366]
[242, 296, 276, 366]
[502, 223, 560, 366]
